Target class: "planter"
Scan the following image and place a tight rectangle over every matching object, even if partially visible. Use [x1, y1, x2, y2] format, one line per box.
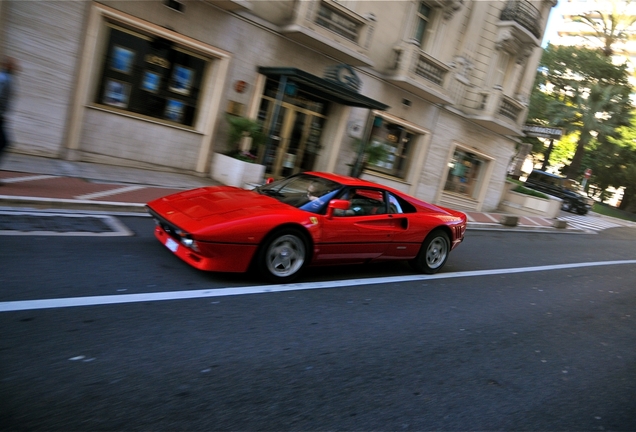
[211, 152, 265, 188]
[500, 190, 562, 218]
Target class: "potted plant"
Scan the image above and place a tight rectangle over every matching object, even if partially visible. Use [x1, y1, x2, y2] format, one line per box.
[211, 115, 267, 188]
[349, 138, 390, 177]
[225, 114, 266, 162]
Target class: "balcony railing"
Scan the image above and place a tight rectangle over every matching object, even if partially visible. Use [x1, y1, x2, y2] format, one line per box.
[315, 3, 360, 42]
[385, 42, 453, 104]
[462, 89, 526, 135]
[498, 95, 524, 121]
[279, 0, 374, 66]
[500, 0, 542, 39]
[414, 53, 447, 86]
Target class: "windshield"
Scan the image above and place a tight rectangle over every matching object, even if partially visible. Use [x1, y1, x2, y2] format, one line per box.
[563, 179, 584, 193]
[254, 174, 343, 214]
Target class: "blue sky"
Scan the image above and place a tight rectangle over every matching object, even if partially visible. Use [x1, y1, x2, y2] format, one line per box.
[542, 0, 566, 47]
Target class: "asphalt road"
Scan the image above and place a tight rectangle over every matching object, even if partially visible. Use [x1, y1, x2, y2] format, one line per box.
[1, 215, 635, 431]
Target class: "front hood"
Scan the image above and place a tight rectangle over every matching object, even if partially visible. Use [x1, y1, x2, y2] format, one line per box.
[154, 186, 287, 220]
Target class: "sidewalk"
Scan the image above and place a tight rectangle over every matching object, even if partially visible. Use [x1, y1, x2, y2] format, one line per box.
[0, 153, 217, 213]
[0, 153, 586, 232]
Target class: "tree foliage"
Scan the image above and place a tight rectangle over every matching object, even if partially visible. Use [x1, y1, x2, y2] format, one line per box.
[584, 115, 636, 210]
[527, 44, 633, 179]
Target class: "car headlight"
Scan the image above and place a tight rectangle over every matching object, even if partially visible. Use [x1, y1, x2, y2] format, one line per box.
[177, 232, 200, 252]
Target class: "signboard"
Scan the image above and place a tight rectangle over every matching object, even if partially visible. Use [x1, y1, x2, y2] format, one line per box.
[522, 125, 564, 139]
[324, 64, 362, 92]
[584, 168, 592, 179]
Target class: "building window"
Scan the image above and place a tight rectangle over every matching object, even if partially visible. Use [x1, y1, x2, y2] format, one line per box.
[414, 2, 436, 50]
[316, 2, 360, 41]
[492, 51, 516, 92]
[444, 149, 485, 199]
[96, 24, 207, 127]
[365, 116, 415, 179]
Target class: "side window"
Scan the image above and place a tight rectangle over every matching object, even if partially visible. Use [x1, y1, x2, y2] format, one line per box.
[388, 193, 403, 214]
[336, 188, 388, 216]
[388, 193, 417, 214]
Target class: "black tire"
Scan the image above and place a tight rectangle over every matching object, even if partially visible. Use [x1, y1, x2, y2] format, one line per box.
[409, 229, 450, 274]
[577, 207, 588, 215]
[561, 200, 573, 212]
[256, 228, 308, 283]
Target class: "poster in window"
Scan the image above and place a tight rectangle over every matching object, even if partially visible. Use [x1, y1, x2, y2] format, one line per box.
[103, 79, 131, 108]
[111, 46, 135, 74]
[142, 71, 161, 93]
[169, 65, 193, 95]
[165, 99, 185, 122]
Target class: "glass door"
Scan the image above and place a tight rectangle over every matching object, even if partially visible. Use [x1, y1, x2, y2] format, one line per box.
[258, 97, 326, 178]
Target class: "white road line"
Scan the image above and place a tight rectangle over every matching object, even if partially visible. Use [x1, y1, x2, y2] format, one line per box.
[485, 213, 500, 223]
[75, 185, 144, 200]
[1, 260, 635, 313]
[1, 175, 55, 183]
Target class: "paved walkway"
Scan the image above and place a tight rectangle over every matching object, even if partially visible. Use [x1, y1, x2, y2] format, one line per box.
[0, 153, 631, 233]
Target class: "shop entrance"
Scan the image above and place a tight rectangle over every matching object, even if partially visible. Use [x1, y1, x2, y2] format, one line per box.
[257, 94, 328, 178]
[254, 68, 388, 178]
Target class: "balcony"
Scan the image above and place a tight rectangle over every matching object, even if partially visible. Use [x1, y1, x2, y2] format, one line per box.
[279, 0, 375, 67]
[467, 90, 526, 135]
[497, 0, 542, 47]
[202, 0, 252, 12]
[385, 41, 453, 105]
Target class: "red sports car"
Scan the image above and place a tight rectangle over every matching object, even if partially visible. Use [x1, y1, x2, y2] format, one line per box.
[146, 172, 466, 282]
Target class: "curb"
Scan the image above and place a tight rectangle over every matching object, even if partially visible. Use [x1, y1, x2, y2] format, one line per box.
[0, 195, 147, 213]
[1, 195, 584, 233]
[466, 223, 584, 233]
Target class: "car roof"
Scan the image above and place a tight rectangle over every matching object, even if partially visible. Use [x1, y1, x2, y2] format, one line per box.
[305, 171, 381, 187]
[305, 172, 459, 216]
[530, 170, 563, 179]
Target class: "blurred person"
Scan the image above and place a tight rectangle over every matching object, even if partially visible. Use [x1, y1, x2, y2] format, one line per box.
[0, 56, 18, 174]
[306, 181, 323, 201]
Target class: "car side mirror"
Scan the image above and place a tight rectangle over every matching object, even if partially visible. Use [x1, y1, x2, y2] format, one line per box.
[326, 199, 350, 219]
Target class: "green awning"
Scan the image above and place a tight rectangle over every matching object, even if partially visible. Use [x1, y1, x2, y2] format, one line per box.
[258, 67, 388, 110]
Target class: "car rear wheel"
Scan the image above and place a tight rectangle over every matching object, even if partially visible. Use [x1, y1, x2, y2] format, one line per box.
[257, 228, 308, 283]
[409, 229, 450, 274]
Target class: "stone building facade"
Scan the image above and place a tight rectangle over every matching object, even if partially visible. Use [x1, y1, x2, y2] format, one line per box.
[0, 0, 556, 211]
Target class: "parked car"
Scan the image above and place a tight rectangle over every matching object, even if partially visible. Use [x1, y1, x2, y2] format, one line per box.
[146, 172, 467, 282]
[524, 170, 592, 215]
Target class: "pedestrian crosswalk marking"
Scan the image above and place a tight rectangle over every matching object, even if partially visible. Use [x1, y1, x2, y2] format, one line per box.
[1, 174, 55, 183]
[75, 185, 145, 200]
[558, 215, 625, 233]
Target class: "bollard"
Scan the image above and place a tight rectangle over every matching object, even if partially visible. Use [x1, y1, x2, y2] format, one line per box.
[553, 220, 567, 229]
[499, 215, 519, 227]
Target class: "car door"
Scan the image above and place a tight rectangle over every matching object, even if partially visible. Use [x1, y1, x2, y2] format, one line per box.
[313, 188, 405, 264]
[382, 192, 429, 259]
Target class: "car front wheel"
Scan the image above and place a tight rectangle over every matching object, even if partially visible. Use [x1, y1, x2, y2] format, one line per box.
[561, 200, 573, 212]
[257, 228, 308, 283]
[409, 229, 450, 274]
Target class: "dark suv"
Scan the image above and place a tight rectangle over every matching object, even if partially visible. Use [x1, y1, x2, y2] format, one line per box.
[524, 170, 592, 215]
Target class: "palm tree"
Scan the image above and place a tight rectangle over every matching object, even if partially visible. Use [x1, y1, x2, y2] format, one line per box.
[573, 0, 636, 57]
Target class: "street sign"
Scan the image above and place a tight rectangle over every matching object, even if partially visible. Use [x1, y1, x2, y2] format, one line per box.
[522, 125, 564, 139]
[584, 168, 592, 179]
